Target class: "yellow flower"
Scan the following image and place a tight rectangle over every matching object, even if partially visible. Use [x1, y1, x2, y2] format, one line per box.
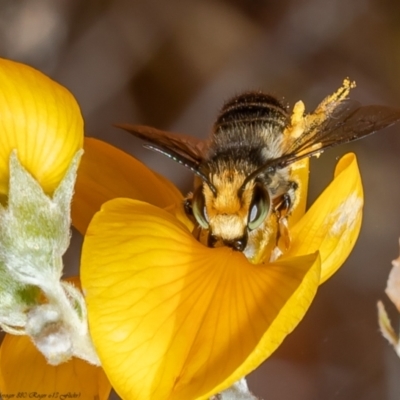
[0, 60, 107, 396]
[0, 58, 83, 196]
[0, 277, 112, 399]
[71, 137, 182, 234]
[76, 138, 363, 399]
[0, 335, 111, 399]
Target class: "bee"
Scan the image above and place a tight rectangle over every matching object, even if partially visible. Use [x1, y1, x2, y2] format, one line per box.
[117, 79, 400, 261]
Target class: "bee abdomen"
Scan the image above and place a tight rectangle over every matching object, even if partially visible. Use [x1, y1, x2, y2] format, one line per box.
[214, 92, 289, 133]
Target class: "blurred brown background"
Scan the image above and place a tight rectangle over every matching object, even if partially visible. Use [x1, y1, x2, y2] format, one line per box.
[1, 0, 400, 399]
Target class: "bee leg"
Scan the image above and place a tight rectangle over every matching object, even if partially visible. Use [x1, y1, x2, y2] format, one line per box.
[186, 195, 205, 243]
[278, 216, 291, 251]
[192, 224, 202, 240]
[183, 194, 193, 217]
[276, 193, 292, 251]
[192, 225, 212, 248]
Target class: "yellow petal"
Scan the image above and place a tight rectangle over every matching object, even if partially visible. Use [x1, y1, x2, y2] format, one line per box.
[286, 153, 363, 283]
[0, 334, 111, 399]
[72, 137, 183, 234]
[288, 158, 309, 227]
[0, 58, 83, 196]
[81, 199, 320, 400]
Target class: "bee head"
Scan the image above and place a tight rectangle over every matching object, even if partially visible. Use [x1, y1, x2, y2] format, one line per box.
[190, 171, 271, 251]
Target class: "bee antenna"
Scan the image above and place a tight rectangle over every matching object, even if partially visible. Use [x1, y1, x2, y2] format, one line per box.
[204, 180, 217, 196]
[239, 163, 276, 196]
[239, 148, 320, 196]
[145, 145, 217, 195]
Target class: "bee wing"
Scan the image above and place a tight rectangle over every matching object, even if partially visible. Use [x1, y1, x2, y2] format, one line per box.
[285, 99, 359, 154]
[116, 123, 208, 176]
[244, 101, 400, 184]
[279, 101, 400, 167]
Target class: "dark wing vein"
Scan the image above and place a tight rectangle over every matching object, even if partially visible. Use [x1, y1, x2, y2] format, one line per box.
[281, 103, 400, 167]
[243, 102, 400, 184]
[116, 124, 207, 164]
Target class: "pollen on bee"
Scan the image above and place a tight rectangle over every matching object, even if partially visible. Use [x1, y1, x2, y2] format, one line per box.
[284, 100, 306, 140]
[284, 78, 357, 153]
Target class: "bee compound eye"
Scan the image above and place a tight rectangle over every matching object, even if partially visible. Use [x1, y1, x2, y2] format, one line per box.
[248, 184, 271, 231]
[192, 185, 210, 229]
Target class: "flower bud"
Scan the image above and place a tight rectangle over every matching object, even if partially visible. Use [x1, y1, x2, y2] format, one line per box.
[0, 58, 83, 196]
